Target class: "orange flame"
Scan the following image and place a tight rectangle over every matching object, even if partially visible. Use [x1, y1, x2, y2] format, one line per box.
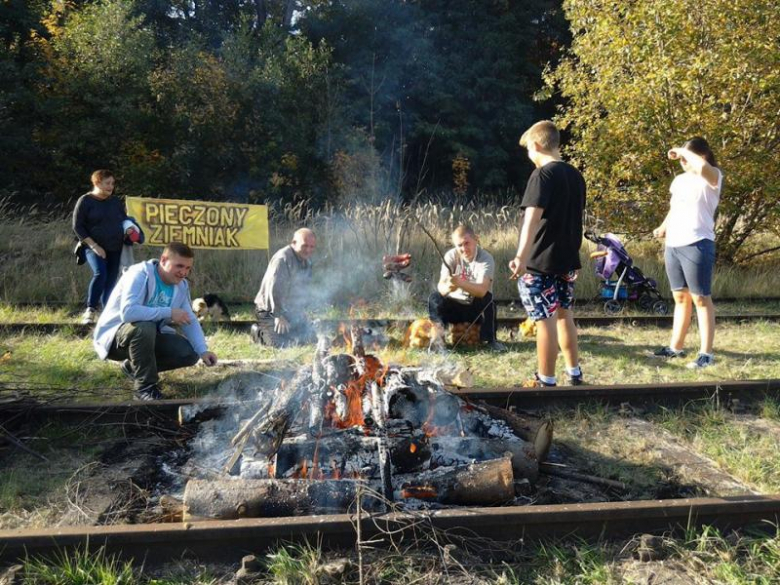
[409, 443, 417, 454]
[402, 485, 438, 499]
[334, 379, 366, 429]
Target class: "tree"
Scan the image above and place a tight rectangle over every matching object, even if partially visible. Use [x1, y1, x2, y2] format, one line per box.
[544, 0, 780, 262]
[33, 0, 157, 198]
[301, 0, 566, 196]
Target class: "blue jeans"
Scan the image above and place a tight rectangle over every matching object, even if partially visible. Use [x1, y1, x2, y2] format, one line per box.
[84, 248, 122, 309]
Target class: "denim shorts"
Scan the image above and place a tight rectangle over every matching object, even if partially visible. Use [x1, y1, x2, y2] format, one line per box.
[517, 271, 578, 321]
[665, 239, 715, 296]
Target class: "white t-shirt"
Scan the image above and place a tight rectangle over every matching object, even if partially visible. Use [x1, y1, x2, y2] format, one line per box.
[440, 247, 495, 304]
[665, 168, 723, 248]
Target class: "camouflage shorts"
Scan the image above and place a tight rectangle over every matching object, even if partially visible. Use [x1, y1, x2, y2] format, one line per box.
[517, 271, 578, 321]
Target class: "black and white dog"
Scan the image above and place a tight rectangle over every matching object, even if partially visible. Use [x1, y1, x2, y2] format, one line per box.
[192, 294, 231, 321]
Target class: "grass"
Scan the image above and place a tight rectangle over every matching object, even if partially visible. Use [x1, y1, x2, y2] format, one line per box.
[22, 545, 135, 584]
[2, 318, 780, 401]
[653, 401, 780, 493]
[264, 541, 323, 585]
[0, 422, 121, 529]
[15, 526, 780, 584]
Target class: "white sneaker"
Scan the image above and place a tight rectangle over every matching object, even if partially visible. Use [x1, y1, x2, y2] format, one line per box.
[81, 308, 98, 324]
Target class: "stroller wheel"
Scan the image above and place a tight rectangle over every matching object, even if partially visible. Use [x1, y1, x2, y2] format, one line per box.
[652, 300, 669, 315]
[638, 293, 653, 311]
[604, 300, 623, 315]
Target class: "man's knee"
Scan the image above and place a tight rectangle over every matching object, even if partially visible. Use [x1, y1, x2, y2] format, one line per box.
[118, 321, 157, 344]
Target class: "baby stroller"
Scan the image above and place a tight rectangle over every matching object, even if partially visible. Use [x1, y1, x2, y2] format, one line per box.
[584, 231, 669, 315]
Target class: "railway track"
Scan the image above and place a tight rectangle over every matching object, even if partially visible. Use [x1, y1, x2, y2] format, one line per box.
[1, 495, 778, 565]
[3, 379, 779, 422]
[2, 313, 780, 336]
[2, 379, 780, 565]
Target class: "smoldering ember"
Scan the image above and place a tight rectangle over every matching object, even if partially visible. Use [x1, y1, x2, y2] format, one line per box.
[166, 325, 553, 521]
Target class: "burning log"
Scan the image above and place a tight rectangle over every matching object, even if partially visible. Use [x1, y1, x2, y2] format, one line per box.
[475, 403, 554, 461]
[397, 456, 514, 505]
[183, 478, 380, 520]
[429, 437, 538, 482]
[224, 369, 315, 472]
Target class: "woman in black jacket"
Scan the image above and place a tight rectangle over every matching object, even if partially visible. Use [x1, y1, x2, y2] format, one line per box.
[72, 170, 127, 323]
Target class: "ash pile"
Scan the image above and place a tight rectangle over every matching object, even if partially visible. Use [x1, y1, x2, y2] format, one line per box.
[177, 326, 552, 522]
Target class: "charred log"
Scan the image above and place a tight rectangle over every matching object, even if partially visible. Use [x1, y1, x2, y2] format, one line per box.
[183, 479, 380, 520]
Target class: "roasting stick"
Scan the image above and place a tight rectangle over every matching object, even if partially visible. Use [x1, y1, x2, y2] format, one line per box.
[414, 218, 453, 276]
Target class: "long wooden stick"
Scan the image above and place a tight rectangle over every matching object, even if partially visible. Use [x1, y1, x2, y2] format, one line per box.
[415, 218, 453, 275]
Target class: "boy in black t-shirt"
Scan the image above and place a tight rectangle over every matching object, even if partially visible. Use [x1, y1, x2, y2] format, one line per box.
[509, 120, 586, 387]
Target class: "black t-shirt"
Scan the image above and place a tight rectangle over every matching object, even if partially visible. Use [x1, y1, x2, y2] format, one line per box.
[520, 160, 586, 274]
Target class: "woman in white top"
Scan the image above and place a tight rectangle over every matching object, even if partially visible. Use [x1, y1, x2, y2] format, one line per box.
[652, 137, 722, 369]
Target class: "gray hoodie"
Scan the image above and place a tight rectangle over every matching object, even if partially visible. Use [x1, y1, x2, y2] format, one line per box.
[93, 259, 208, 359]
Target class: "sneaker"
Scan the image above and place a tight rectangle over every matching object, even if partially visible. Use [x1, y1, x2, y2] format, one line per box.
[81, 308, 98, 324]
[686, 353, 714, 369]
[134, 384, 164, 401]
[652, 346, 686, 358]
[522, 373, 556, 388]
[486, 340, 508, 353]
[566, 371, 584, 386]
[120, 359, 134, 380]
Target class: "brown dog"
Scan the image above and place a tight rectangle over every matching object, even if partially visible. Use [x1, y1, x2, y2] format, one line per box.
[403, 318, 445, 350]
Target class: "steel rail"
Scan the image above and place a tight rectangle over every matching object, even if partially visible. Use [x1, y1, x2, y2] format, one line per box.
[0, 495, 778, 565]
[2, 313, 780, 336]
[2, 379, 779, 423]
[6, 296, 780, 307]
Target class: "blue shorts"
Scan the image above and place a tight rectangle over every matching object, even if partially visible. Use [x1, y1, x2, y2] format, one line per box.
[517, 271, 578, 321]
[665, 239, 715, 296]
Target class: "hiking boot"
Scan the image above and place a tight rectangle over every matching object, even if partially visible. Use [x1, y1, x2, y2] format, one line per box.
[486, 340, 508, 353]
[522, 373, 556, 388]
[686, 353, 715, 369]
[134, 384, 164, 401]
[81, 308, 98, 324]
[120, 359, 134, 380]
[652, 346, 685, 358]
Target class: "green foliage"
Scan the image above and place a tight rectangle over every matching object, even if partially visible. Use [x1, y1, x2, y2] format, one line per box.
[32, 0, 157, 196]
[545, 0, 780, 262]
[22, 546, 136, 584]
[265, 541, 323, 585]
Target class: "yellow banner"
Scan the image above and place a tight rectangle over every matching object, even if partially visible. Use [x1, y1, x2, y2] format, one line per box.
[126, 197, 269, 250]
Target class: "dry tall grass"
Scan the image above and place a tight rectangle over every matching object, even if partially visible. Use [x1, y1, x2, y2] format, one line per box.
[1, 198, 778, 306]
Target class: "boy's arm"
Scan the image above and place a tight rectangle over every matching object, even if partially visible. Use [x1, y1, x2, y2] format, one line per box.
[452, 276, 491, 298]
[509, 207, 544, 279]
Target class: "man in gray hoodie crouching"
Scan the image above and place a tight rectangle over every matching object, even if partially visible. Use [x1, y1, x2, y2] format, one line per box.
[93, 242, 218, 400]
